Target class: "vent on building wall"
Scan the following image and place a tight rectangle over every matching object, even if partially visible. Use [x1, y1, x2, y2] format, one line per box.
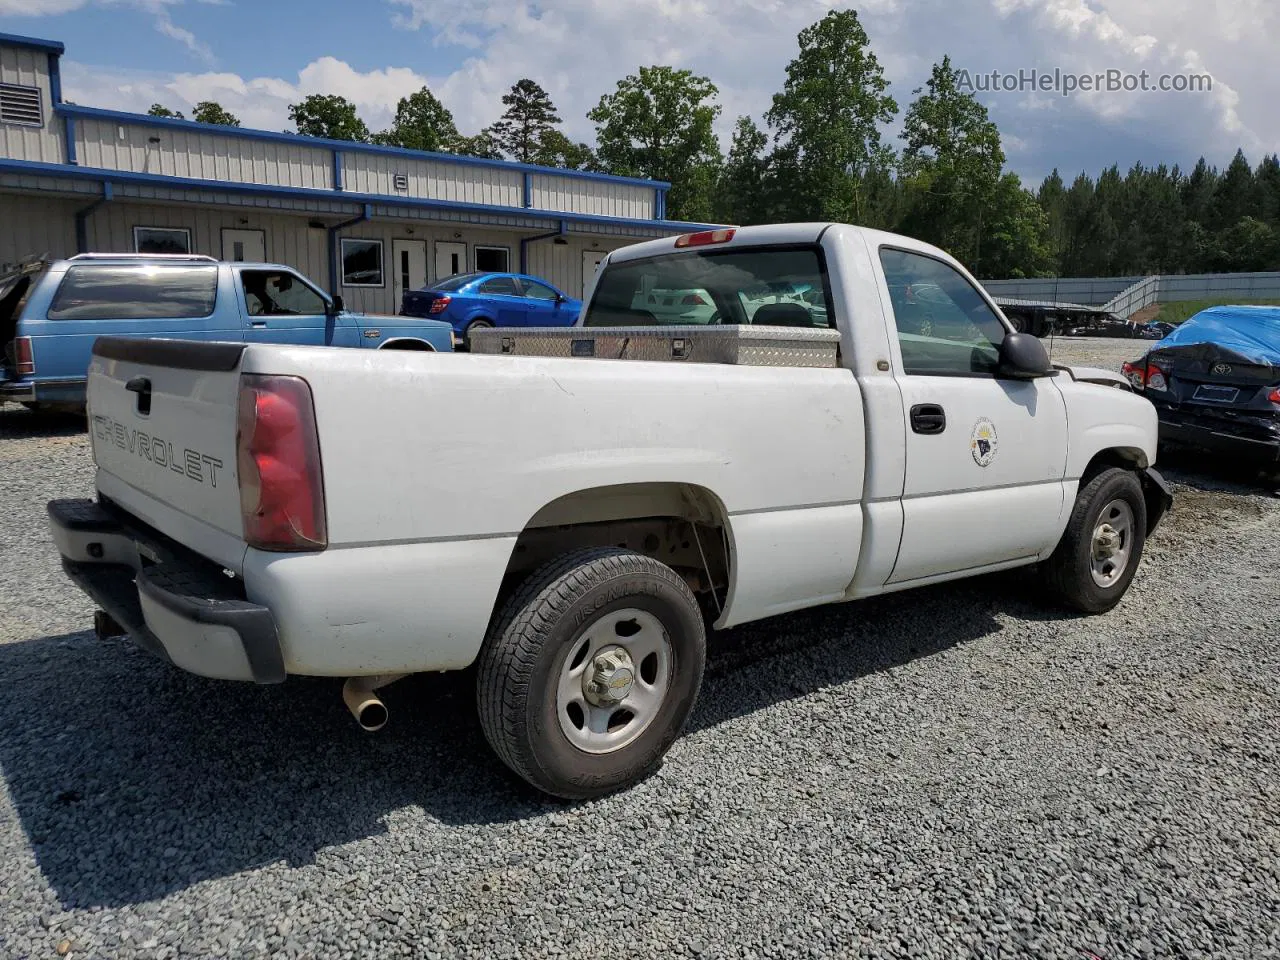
[393, 173, 409, 191]
[0, 84, 43, 127]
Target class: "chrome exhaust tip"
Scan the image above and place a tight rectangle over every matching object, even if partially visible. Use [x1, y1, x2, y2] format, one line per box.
[342, 678, 390, 732]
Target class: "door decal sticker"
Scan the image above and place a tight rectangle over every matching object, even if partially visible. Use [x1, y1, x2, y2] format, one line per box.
[970, 418, 999, 467]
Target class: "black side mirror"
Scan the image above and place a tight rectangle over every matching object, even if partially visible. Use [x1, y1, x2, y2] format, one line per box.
[998, 332, 1051, 379]
[329, 294, 344, 315]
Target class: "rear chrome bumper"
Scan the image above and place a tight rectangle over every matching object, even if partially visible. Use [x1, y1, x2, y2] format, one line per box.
[47, 498, 285, 684]
[0, 379, 36, 402]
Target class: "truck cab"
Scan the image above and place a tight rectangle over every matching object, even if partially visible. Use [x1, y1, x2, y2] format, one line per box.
[1, 253, 455, 411]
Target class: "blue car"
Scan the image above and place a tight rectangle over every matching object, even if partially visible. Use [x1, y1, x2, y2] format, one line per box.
[400, 272, 582, 344]
[1, 253, 456, 412]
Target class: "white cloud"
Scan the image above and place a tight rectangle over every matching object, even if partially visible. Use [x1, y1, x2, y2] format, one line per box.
[55, 0, 1278, 182]
[151, 5, 214, 63]
[0, 0, 218, 63]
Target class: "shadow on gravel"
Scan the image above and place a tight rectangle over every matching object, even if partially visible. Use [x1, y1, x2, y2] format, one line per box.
[0, 570, 1066, 910]
[1155, 448, 1279, 498]
[0, 404, 87, 440]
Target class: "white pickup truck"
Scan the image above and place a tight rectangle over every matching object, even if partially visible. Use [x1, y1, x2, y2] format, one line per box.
[47, 223, 1172, 799]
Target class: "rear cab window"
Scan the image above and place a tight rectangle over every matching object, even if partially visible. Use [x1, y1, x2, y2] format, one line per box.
[583, 245, 833, 329]
[47, 265, 219, 321]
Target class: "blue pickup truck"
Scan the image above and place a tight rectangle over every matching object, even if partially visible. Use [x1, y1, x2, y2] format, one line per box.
[1, 253, 456, 411]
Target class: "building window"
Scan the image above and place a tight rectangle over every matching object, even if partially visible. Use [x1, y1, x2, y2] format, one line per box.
[341, 238, 384, 287]
[133, 226, 192, 255]
[0, 83, 43, 127]
[474, 245, 509, 273]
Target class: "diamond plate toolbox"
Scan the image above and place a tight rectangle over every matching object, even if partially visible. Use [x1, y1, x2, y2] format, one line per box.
[468, 325, 842, 368]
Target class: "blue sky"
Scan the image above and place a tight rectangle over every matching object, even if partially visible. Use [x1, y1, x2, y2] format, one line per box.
[1, 0, 1275, 184]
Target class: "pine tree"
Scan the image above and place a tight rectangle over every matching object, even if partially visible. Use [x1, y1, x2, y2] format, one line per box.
[1208, 148, 1256, 231]
[489, 79, 561, 163]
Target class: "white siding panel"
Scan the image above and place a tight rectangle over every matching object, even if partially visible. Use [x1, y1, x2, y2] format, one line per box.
[0, 47, 65, 164]
[525, 235, 630, 300]
[74, 118, 332, 190]
[80, 201, 329, 283]
[0, 193, 77, 265]
[342, 152, 522, 207]
[529, 173, 654, 219]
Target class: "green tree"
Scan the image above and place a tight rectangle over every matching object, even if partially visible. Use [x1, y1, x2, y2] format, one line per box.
[1208, 148, 1256, 231]
[489, 79, 561, 163]
[451, 130, 504, 160]
[1180, 157, 1219, 230]
[897, 55, 1004, 268]
[588, 65, 722, 222]
[715, 116, 771, 225]
[1211, 216, 1279, 272]
[1256, 154, 1280, 226]
[1037, 170, 1068, 273]
[1059, 171, 1095, 276]
[533, 129, 597, 171]
[765, 9, 898, 222]
[371, 87, 459, 151]
[288, 94, 370, 142]
[148, 103, 184, 119]
[977, 173, 1052, 279]
[191, 101, 240, 126]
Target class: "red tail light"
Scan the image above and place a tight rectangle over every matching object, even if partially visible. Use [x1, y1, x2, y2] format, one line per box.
[429, 295, 451, 314]
[14, 336, 34, 376]
[681, 293, 708, 306]
[1121, 360, 1145, 388]
[674, 228, 736, 248]
[1145, 363, 1169, 392]
[236, 374, 327, 552]
[1268, 386, 1280, 404]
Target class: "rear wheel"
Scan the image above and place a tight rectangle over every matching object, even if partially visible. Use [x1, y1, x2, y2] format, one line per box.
[476, 548, 706, 799]
[1042, 467, 1147, 613]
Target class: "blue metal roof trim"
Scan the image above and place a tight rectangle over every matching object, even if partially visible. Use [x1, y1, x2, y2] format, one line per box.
[55, 103, 673, 190]
[0, 157, 722, 233]
[0, 32, 66, 54]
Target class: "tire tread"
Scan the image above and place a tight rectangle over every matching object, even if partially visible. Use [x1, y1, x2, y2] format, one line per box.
[476, 548, 701, 798]
[1044, 467, 1146, 613]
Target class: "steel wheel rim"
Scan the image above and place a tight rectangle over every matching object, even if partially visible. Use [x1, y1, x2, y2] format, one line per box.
[1090, 498, 1135, 588]
[555, 607, 673, 755]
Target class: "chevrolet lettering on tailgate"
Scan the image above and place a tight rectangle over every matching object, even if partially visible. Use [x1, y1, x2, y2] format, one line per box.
[91, 414, 225, 487]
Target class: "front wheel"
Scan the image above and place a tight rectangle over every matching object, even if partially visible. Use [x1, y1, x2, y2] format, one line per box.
[476, 548, 706, 800]
[1042, 467, 1147, 613]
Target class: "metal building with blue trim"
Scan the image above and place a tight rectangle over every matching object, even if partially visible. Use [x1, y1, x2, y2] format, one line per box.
[0, 31, 717, 313]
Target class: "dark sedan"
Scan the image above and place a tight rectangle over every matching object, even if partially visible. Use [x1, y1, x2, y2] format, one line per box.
[1122, 305, 1280, 478]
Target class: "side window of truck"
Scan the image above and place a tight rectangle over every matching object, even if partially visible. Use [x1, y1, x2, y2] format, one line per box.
[241, 270, 327, 317]
[878, 248, 1007, 377]
[46, 265, 218, 321]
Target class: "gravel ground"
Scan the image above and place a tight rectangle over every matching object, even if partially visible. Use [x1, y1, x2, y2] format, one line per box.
[1, 344, 1278, 960]
[1046, 336, 1148, 372]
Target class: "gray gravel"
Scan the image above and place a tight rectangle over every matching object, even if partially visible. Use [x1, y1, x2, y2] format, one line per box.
[1045, 335, 1148, 372]
[2, 378, 1279, 960]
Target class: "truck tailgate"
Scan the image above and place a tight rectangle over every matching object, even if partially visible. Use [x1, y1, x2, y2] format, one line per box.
[86, 338, 247, 569]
